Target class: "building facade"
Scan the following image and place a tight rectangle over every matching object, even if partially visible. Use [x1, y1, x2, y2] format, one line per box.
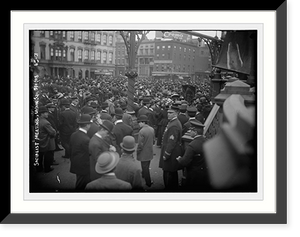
[31, 30, 116, 79]
[152, 38, 211, 80]
[137, 39, 155, 77]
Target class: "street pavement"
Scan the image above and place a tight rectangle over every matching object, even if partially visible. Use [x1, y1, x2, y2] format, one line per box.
[31, 145, 171, 192]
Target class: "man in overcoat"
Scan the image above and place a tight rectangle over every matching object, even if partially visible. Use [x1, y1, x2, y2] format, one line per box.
[112, 108, 133, 156]
[89, 120, 116, 182]
[159, 105, 183, 191]
[177, 120, 210, 191]
[136, 115, 155, 187]
[69, 114, 92, 191]
[58, 98, 77, 158]
[38, 106, 56, 172]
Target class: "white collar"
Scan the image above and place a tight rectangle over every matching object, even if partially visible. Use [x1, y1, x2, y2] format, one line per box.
[115, 119, 123, 125]
[95, 133, 102, 139]
[79, 127, 88, 134]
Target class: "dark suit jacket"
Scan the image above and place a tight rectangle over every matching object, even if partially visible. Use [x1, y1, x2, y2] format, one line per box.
[159, 117, 182, 172]
[59, 108, 77, 137]
[177, 113, 189, 128]
[112, 121, 133, 155]
[177, 135, 210, 190]
[89, 134, 110, 181]
[70, 129, 91, 176]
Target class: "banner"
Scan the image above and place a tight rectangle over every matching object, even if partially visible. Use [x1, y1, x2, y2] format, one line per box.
[182, 85, 196, 104]
[215, 31, 256, 75]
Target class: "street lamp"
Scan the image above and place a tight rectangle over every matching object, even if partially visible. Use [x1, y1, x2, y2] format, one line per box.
[119, 31, 149, 110]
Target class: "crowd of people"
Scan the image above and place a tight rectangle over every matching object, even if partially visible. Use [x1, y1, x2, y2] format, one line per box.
[34, 74, 214, 192]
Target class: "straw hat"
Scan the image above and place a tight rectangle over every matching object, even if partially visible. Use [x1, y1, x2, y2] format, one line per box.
[95, 151, 120, 174]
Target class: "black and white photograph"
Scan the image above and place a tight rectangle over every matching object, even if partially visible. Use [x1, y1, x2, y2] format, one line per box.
[29, 29, 257, 193]
[6, 6, 288, 227]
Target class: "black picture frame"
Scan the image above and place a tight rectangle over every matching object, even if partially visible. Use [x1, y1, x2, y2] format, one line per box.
[5, 2, 287, 224]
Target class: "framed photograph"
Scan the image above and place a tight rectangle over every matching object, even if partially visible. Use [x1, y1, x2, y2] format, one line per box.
[5, 3, 286, 224]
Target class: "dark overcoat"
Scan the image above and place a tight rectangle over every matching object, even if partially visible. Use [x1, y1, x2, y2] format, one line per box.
[177, 135, 210, 191]
[70, 129, 90, 176]
[112, 121, 133, 155]
[159, 117, 183, 172]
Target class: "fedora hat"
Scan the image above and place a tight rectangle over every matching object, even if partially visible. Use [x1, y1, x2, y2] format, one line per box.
[100, 120, 114, 134]
[120, 136, 136, 152]
[77, 114, 93, 124]
[137, 115, 148, 123]
[95, 151, 120, 174]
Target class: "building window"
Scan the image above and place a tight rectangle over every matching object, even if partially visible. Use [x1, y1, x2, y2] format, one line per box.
[78, 31, 82, 41]
[162, 46, 165, 49]
[91, 50, 95, 60]
[63, 49, 66, 60]
[103, 51, 107, 63]
[91, 32, 95, 42]
[40, 31, 45, 37]
[49, 31, 54, 37]
[168, 45, 171, 49]
[97, 51, 101, 61]
[96, 33, 101, 42]
[84, 31, 89, 40]
[102, 35, 107, 45]
[50, 48, 54, 58]
[184, 48, 186, 52]
[108, 35, 113, 45]
[174, 45, 176, 49]
[157, 46, 160, 50]
[78, 49, 82, 62]
[39, 45, 45, 60]
[70, 31, 74, 40]
[62, 31, 66, 39]
[85, 50, 89, 60]
[109, 52, 113, 63]
[70, 48, 75, 62]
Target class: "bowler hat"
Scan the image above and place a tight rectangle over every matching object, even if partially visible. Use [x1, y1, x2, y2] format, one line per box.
[100, 113, 112, 121]
[137, 115, 149, 122]
[95, 151, 120, 174]
[100, 120, 114, 134]
[142, 97, 150, 104]
[38, 106, 48, 114]
[120, 136, 136, 152]
[77, 114, 93, 124]
[81, 106, 96, 115]
[115, 108, 124, 117]
[187, 106, 197, 113]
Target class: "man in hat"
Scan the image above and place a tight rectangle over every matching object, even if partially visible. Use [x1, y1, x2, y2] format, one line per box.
[158, 104, 183, 191]
[46, 102, 62, 153]
[69, 114, 93, 191]
[38, 106, 56, 173]
[112, 108, 133, 156]
[114, 136, 143, 191]
[137, 97, 155, 128]
[177, 103, 189, 128]
[85, 151, 132, 192]
[136, 115, 155, 188]
[89, 120, 116, 182]
[58, 98, 77, 158]
[70, 95, 80, 120]
[81, 106, 100, 139]
[182, 106, 202, 136]
[176, 120, 210, 191]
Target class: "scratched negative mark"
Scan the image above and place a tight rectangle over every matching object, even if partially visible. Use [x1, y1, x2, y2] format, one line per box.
[56, 173, 61, 184]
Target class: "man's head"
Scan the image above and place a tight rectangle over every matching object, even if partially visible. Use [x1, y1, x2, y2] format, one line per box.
[167, 105, 179, 120]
